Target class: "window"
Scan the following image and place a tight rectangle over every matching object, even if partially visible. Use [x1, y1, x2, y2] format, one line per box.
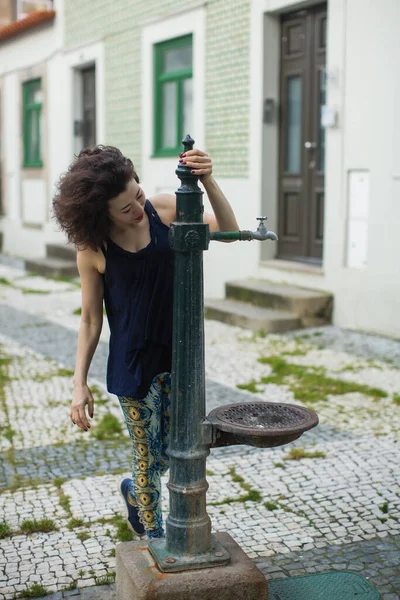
[154, 34, 193, 157]
[23, 79, 43, 168]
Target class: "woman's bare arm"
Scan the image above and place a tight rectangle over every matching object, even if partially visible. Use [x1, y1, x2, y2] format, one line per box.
[71, 248, 104, 431]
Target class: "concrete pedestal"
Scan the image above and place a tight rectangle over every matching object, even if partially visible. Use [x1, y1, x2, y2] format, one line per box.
[116, 532, 268, 600]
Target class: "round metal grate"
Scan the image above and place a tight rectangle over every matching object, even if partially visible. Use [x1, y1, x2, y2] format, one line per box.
[216, 403, 308, 430]
[207, 402, 318, 443]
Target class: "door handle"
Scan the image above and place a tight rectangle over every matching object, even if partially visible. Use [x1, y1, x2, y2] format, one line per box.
[304, 141, 317, 149]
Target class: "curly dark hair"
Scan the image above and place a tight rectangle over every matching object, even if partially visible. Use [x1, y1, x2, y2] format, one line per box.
[52, 145, 139, 250]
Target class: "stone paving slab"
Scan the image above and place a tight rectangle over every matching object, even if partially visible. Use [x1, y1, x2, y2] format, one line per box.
[0, 263, 399, 599]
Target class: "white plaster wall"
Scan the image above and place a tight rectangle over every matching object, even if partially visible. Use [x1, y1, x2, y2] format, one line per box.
[45, 40, 105, 243]
[141, 5, 261, 298]
[0, 0, 65, 256]
[251, 0, 400, 338]
[323, 0, 400, 337]
[1, 74, 20, 222]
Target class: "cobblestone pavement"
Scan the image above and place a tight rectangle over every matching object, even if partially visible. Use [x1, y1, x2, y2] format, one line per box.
[0, 262, 399, 599]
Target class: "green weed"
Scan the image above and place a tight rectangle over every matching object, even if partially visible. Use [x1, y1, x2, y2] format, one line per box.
[252, 355, 387, 404]
[19, 518, 58, 534]
[379, 502, 389, 514]
[236, 380, 260, 393]
[284, 447, 326, 461]
[93, 413, 123, 440]
[94, 571, 116, 585]
[16, 584, 49, 598]
[58, 490, 72, 516]
[67, 518, 86, 530]
[264, 501, 279, 511]
[0, 522, 12, 538]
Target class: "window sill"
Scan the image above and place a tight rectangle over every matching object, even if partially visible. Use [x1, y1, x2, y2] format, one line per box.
[151, 152, 181, 159]
[23, 163, 44, 169]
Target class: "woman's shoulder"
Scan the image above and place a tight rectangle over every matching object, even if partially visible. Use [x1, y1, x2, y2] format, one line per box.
[77, 245, 105, 275]
[149, 194, 176, 226]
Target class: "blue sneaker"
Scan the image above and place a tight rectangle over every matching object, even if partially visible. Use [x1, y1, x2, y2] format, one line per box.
[119, 478, 145, 538]
[147, 528, 165, 540]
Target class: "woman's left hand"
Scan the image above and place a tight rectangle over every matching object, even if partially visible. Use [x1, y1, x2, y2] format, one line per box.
[179, 149, 212, 181]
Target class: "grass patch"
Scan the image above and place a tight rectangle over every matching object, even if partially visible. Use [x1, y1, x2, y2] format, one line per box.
[61, 582, 77, 591]
[206, 469, 215, 476]
[274, 462, 286, 469]
[1, 425, 16, 443]
[73, 307, 82, 315]
[210, 467, 262, 506]
[16, 584, 49, 598]
[281, 348, 308, 357]
[21, 288, 51, 294]
[0, 277, 13, 286]
[379, 502, 389, 514]
[19, 518, 58, 534]
[67, 517, 86, 530]
[393, 393, 400, 406]
[93, 412, 123, 440]
[46, 275, 80, 287]
[53, 477, 67, 488]
[264, 501, 279, 511]
[236, 380, 260, 393]
[91, 384, 110, 406]
[114, 516, 133, 542]
[248, 355, 388, 404]
[95, 571, 116, 586]
[78, 569, 86, 577]
[109, 548, 116, 557]
[77, 531, 91, 542]
[58, 490, 72, 516]
[284, 447, 326, 461]
[96, 514, 133, 541]
[0, 522, 12, 538]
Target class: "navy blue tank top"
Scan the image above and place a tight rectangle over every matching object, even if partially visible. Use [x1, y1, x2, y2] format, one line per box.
[102, 199, 174, 398]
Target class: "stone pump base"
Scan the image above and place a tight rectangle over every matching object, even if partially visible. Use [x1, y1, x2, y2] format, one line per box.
[116, 532, 268, 600]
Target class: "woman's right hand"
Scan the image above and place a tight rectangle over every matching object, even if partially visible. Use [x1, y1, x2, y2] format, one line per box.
[71, 384, 94, 431]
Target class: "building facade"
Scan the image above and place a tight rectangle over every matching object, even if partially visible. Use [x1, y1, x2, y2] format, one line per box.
[0, 0, 399, 338]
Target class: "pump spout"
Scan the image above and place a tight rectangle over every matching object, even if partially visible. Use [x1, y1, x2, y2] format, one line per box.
[252, 229, 278, 241]
[209, 216, 278, 242]
[251, 217, 278, 241]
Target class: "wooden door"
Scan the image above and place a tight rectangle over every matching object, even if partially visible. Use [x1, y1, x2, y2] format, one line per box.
[278, 5, 327, 263]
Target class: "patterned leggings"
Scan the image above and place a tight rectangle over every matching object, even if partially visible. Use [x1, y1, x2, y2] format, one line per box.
[118, 372, 171, 536]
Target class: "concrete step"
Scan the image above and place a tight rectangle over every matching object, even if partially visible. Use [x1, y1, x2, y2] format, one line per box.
[226, 279, 333, 327]
[46, 243, 76, 261]
[204, 298, 301, 333]
[25, 257, 78, 279]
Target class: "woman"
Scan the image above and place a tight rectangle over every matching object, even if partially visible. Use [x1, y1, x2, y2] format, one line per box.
[53, 144, 239, 539]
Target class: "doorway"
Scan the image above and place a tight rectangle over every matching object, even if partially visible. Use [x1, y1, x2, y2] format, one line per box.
[277, 4, 327, 263]
[73, 65, 96, 154]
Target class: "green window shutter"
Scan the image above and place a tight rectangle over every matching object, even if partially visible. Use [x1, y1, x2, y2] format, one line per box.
[23, 79, 43, 168]
[153, 34, 193, 157]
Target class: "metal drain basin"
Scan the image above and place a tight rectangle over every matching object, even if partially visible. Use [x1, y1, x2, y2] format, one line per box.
[207, 402, 318, 448]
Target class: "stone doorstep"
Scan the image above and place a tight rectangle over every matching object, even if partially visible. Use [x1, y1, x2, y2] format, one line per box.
[24, 257, 78, 279]
[46, 244, 76, 262]
[226, 279, 333, 321]
[226, 279, 332, 322]
[204, 298, 301, 333]
[204, 279, 333, 333]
